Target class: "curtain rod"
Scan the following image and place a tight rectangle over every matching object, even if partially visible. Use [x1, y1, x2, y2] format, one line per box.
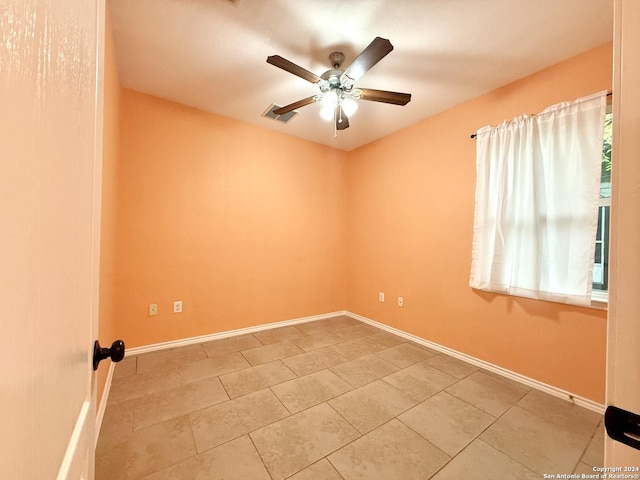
[469, 92, 613, 139]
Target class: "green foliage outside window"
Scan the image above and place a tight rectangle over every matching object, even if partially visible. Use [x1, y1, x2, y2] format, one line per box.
[601, 112, 612, 184]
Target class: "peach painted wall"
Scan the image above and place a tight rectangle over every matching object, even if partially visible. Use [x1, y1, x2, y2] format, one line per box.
[113, 90, 348, 347]
[97, 8, 121, 403]
[346, 44, 612, 403]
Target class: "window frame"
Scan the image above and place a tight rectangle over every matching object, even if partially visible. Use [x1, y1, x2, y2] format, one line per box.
[591, 103, 612, 307]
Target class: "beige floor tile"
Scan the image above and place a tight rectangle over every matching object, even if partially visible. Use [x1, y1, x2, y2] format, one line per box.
[287, 459, 345, 480]
[334, 321, 382, 340]
[329, 419, 450, 480]
[113, 356, 137, 379]
[480, 404, 595, 474]
[329, 337, 386, 360]
[241, 340, 304, 366]
[136, 345, 207, 373]
[375, 343, 438, 368]
[253, 325, 308, 345]
[331, 323, 380, 342]
[109, 367, 181, 404]
[329, 380, 417, 434]
[271, 369, 352, 414]
[332, 324, 382, 341]
[323, 316, 361, 331]
[516, 389, 602, 434]
[133, 377, 229, 429]
[141, 435, 271, 480]
[190, 388, 289, 452]
[250, 403, 360, 480]
[283, 347, 349, 376]
[572, 462, 596, 478]
[99, 399, 134, 446]
[331, 354, 400, 388]
[398, 391, 495, 456]
[296, 320, 335, 335]
[293, 330, 344, 351]
[368, 331, 407, 347]
[219, 360, 297, 398]
[431, 440, 539, 480]
[481, 368, 533, 390]
[445, 371, 528, 416]
[201, 333, 262, 358]
[383, 362, 457, 401]
[177, 351, 250, 384]
[425, 354, 479, 379]
[95, 415, 196, 480]
[581, 426, 604, 467]
[574, 462, 597, 475]
[409, 342, 440, 355]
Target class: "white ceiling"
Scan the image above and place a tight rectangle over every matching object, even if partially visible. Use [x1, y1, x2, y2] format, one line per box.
[108, 0, 613, 151]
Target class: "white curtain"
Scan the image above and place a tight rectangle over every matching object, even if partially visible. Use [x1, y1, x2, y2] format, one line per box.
[470, 91, 607, 306]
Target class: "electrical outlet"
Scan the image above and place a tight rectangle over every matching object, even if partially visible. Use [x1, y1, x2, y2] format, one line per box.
[398, 296, 404, 307]
[173, 300, 183, 313]
[149, 304, 158, 316]
[378, 292, 385, 302]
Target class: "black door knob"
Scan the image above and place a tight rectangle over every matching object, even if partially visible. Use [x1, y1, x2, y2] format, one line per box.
[93, 339, 125, 370]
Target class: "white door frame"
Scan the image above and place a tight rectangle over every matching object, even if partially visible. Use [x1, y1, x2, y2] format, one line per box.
[605, 0, 640, 467]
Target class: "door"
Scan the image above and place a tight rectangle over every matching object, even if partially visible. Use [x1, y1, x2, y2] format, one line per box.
[605, 0, 640, 467]
[0, 0, 104, 478]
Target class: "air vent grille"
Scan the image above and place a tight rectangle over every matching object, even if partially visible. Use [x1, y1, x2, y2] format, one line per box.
[262, 104, 298, 123]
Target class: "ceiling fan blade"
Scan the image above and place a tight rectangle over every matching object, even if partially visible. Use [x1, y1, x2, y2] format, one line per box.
[358, 88, 412, 106]
[342, 37, 394, 83]
[336, 105, 350, 130]
[273, 96, 317, 115]
[267, 55, 322, 84]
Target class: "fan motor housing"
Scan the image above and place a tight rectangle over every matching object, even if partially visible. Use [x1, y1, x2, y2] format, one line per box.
[319, 52, 348, 93]
[320, 68, 344, 88]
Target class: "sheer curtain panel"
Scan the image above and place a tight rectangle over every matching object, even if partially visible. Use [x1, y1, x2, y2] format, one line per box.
[470, 91, 607, 306]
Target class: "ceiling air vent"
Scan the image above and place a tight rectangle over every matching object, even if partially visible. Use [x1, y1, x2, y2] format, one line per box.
[262, 104, 298, 124]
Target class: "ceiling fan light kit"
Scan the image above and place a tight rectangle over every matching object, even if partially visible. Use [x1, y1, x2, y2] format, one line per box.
[267, 37, 412, 137]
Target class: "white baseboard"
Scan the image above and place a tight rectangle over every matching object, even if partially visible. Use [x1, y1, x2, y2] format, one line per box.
[125, 310, 346, 356]
[95, 360, 116, 445]
[96, 307, 603, 428]
[57, 400, 92, 480]
[345, 311, 605, 414]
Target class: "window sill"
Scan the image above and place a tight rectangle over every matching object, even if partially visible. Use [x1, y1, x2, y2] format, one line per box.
[591, 290, 608, 310]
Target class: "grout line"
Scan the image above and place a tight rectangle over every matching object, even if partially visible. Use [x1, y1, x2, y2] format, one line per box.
[268, 385, 296, 418]
[186, 412, 199, 459]
[217, 373, 233, 400]
[324, 456, 347, 480]
[575, 424, 602, 470]
[247, 433, 276, 480]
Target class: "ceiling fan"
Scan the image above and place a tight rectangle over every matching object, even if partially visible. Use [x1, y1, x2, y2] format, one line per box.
[266, 37, 411, 136]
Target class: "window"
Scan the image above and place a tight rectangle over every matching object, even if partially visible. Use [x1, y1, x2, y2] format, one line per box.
[470, 92, 608, 307]
[593, 109, 612, 297]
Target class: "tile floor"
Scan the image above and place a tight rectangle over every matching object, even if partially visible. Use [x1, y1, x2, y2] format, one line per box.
[96, 315, 604, 479]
